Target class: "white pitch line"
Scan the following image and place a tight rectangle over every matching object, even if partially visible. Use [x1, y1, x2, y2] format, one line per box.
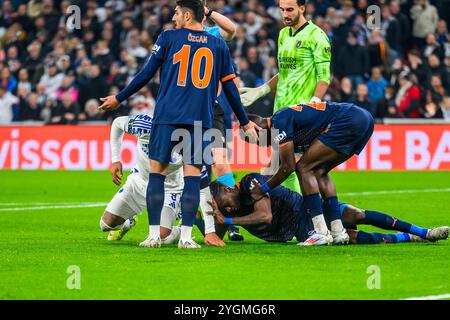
[1, 188, 449, 211]
[0, 203, 108, 212]
[402, 293, 450, 300]
[341, 188, 450, 197]
[0, 202, 93, 206]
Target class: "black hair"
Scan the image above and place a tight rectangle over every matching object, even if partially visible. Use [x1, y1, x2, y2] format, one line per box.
[176, 0, 205, 23]
[297, 0, 306, 6]
[209, 181, 224, 199]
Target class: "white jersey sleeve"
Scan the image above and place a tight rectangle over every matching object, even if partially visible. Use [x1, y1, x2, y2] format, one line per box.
[110, 116, 129, 163]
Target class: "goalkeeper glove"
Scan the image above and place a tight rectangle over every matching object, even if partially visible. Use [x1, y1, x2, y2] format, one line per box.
[238, 84, 271, 107]
[310, 96, 322, 103]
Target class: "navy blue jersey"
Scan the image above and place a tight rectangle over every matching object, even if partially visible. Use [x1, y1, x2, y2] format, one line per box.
[117, 28, 237, 129]
[270, 102, 352, 151]
[238, 173, 304, 242]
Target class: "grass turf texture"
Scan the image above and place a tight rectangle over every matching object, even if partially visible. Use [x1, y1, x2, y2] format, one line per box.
[0, 170, 449, 300]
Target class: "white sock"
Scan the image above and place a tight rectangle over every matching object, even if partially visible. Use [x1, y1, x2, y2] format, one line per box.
[330, 219, 345, 233]
[149, 225, 160, 239]
[180, 226, 193, 242]
[122, 219, 131, 231]
[312, 215, 329, 235]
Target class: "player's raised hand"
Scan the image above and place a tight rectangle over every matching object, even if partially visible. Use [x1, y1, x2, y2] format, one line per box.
[111, 161, 123, 186]
[204, 232, 226, 247]
[238, 84, 270, 107]
[242, 121, 262, 143]
[99, 95, 120, 111]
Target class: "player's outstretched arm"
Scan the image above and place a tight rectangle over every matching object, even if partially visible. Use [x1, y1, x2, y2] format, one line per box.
[221, 79, 261, 141]
[200, 187, 226, 246]
[239, 74, 278, 107]
[110, 116, 129, 185]
[99, 54, 162, 111]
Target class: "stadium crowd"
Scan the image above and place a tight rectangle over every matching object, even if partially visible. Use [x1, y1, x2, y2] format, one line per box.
[0, 0, 449, 125]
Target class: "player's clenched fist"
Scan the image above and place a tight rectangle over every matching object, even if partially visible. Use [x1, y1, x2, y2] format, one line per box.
[99, 95, 120, 111]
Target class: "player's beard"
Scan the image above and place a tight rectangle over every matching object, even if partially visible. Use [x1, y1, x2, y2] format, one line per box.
[284, 12, 300, 27]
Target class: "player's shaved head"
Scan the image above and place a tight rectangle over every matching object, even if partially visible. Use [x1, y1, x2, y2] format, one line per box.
[176, 0, 205, 23]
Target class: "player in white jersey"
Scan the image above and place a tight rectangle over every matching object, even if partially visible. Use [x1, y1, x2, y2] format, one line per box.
[99, 114, 224, 247]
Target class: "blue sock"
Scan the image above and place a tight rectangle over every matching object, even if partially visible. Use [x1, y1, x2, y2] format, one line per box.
[147, 173, 166, 226]
[194, 215, 205, 236]
[181, 176, 201, 227]
[363, 210, 428, 238]
[216, 172, 236, 187]
[323, 196, 340, 222]
[356, 231, 411, 244]
[303, 193, 323, 218]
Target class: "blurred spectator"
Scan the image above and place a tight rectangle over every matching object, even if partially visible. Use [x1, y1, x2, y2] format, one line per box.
[49, 93, 80, 125]
[336, 32, 369, 88]
[0, 84, 18, 124]
[56, 76, 78, 103]
[410, 0, 439, 48]
[426, 75, 448, 104]
[353, 83, 373, 115]
[21, 92, 43, 121]
[16, 68, 32, 97]
[423, 33, 444, 60]
[389, 1, 410, 52]
[380, 4, 401, 55]
[424, 102, 444, 118]
[39, 62, 64, 99]
[77, 63, 108, 108]
[442, 96, 450, 119]
[376, 86, 397, 118]
[79, 99, 104, 122]
[246, 46, 264, 79]
[1, 66, 17, 92]
[396, 72, 422, 118]
[367, 67, 388, 110]
[338, 77, 354, 102]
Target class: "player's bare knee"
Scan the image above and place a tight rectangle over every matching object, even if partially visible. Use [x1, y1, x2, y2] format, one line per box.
[342, 206, 365, 225]
[100, 212, 125, 231]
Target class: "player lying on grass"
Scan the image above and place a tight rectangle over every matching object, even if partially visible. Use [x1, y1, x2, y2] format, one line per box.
[99, 114, 225, 247]
[208, 173, 449, 245]
[244, 102, 374, 246]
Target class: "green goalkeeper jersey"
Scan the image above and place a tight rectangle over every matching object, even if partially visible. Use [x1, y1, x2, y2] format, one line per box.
[274, 21, 331, 112]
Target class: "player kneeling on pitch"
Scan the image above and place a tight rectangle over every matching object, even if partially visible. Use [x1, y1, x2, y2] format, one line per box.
[244, 101, 375, 246]
[99, 114, 224, 247]
[208, 173, 449, 245]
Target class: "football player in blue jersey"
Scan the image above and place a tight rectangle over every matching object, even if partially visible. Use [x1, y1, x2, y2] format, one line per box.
[243, 102, 374, 246]
[99, 0, 260, 249]
[208, 174, 449, 245]
[202, 0, 245, 241]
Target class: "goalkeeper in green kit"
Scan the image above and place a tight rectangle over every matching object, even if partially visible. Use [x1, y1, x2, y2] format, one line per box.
[239, 0, 331, 193]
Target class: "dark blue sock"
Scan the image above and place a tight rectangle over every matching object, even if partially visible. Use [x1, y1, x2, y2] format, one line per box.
[356, 231, 411, 244]
[181, 176, 201, 227]
[363, 210, 428, 238]
[303, 193, 324, 218]
[194, 215, 205, 236]
[323, 196, 340, 222]
[147, 173, 166, 225]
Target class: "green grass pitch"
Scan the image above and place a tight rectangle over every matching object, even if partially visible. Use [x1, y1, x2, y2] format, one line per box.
[0, 170, 449, 300]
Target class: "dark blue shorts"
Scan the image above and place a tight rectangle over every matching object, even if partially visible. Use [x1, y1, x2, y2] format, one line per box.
[318, 105, 374, 156]
[149, 124, 213, 166]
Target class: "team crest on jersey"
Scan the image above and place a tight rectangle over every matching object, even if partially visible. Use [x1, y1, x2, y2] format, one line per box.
[296, 41, 302, 48]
